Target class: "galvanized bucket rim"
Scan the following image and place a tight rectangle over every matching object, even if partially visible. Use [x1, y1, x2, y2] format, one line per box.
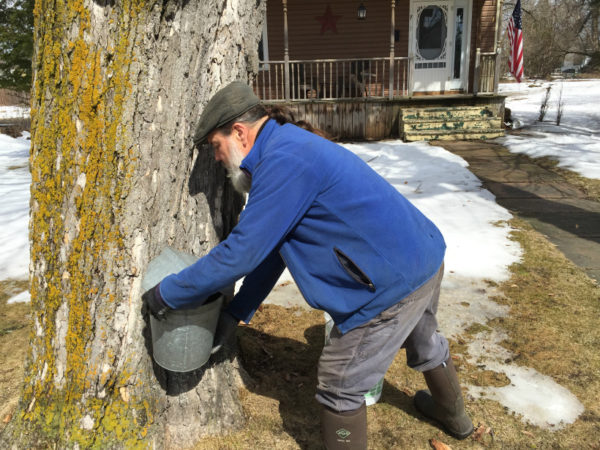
[167, 293, 222, 316]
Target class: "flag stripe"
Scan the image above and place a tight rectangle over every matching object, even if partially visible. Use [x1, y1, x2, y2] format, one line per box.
[507, 0, 523, 82]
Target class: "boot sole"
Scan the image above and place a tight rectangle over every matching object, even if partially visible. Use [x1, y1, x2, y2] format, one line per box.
[447, 423, 474, 440]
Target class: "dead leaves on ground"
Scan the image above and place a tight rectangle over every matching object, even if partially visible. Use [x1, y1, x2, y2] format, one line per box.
[429, 422, 494, 449]
[429, 438, 452, 449]
[472, 422, 494, 445]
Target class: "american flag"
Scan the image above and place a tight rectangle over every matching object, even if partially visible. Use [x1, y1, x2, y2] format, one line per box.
[507, 0, 524, 82]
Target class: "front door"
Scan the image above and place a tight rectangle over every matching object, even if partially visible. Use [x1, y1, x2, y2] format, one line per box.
[410, 0, 471, 93]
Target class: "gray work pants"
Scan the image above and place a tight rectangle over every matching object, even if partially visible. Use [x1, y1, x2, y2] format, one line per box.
[316, 264, 449, 412]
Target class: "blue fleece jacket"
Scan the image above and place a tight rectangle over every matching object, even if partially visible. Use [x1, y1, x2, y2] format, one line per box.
[159, 119, 445, 334]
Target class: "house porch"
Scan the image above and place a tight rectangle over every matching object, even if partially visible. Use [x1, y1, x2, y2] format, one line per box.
[263, 94, 505, 141]
[255, 0, 504, 140]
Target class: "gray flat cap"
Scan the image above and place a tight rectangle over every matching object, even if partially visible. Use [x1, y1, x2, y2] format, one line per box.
[193, 81, 261, 145]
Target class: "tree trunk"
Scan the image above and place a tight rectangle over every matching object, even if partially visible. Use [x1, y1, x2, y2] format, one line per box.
[1, 0, 264, 447]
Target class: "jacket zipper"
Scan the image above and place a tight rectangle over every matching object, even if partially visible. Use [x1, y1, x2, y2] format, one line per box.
[333, 247, 376, 292]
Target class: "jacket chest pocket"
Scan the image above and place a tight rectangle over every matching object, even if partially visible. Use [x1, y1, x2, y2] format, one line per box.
[333, 247, 376, 292]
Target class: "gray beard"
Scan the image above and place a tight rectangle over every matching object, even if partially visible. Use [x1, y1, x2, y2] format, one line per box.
[225, 142, 252, 194]
[229, 167, 252, 194]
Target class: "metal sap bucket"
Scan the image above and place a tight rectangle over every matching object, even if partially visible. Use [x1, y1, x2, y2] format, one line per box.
[143, 247, 223, 372]
[149, 295, 223, 372]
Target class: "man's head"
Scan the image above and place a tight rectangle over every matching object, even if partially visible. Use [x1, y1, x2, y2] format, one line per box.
[194, 81, 268, 193]
[208, 126, 254, 194]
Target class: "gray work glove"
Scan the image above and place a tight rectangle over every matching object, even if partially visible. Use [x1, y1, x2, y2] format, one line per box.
[211, 310, 239, 355]
[142, 284, 171, 321]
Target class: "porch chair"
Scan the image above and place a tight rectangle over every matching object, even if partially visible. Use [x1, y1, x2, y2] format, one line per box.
[291, 63, 318, 99]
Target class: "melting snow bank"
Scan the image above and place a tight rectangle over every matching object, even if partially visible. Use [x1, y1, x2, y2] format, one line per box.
[0, 106, 30, 119]
[499, 79, 600, 180]
[0, 132, 31, 280]
[467, 329, 585, 429]
[500, 130, 600, 180]
[434, 274, 584, 430]
[436, 274, 509, 340]
[7, 290, 30, 304]
[345, 140, 522, 281]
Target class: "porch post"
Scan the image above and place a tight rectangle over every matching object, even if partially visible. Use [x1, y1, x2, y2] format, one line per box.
[493, 0, 501, 54]
[493, 0, 502, 94]
[474, 48, 481, 96]
[389, 0, 396, 99]
[283, 0, 290, 100]
[494, 48, 501, 95]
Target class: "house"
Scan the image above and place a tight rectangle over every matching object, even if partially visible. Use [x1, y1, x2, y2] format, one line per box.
[252, 0, 505, 141]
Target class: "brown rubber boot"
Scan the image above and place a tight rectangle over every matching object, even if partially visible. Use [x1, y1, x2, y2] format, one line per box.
[320, 402, 367, 449]
[414, 357, 474, 439]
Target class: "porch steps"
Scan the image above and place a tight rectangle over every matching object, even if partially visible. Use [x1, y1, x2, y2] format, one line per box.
[400, 106, 504, 141]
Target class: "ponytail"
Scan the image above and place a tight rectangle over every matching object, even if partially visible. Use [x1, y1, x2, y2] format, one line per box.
[217, 104, 330, 139]
[265, 105, 330, 139]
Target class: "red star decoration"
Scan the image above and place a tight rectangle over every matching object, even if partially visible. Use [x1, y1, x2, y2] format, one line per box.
[315, 5, 342, 34]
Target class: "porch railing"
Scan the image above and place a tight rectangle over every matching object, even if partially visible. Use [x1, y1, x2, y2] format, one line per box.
[474, 48, 500, 95]
[253, 57, 413, 102]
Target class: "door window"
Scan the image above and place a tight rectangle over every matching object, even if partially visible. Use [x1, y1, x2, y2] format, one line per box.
[417, 6, 447, 60]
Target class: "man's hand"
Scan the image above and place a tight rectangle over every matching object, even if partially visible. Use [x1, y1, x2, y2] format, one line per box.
[142, 284, 171, 321]
[211, 311, 239, 354]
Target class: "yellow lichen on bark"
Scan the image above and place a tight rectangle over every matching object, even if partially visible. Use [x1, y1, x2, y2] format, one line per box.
[19, 0, 153, 446]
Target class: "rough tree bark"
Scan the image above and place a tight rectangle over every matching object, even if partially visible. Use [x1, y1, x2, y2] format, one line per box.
[1, 0, 264, 447]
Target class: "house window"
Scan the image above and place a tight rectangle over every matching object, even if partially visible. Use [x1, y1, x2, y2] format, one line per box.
[417, 6, 447, 60]
[258, 17, 269, 70]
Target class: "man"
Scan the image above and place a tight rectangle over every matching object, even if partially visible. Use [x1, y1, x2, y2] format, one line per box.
[143, 81, 473, 448]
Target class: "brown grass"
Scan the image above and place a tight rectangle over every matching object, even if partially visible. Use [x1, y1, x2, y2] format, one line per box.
[533, 156, 600, 202]
[1, 219, 599, 448]
[0, 279, 30, 431]
[0, 118, 31, 138]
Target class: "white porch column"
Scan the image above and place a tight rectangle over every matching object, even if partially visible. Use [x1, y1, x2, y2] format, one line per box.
[493, 0, 502, 94]
[283, 0, 290, 100]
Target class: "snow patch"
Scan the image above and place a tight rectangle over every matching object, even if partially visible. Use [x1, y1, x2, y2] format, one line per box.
[345, 140, 522, 282]
[0, 132, 31, 280]
[500, 79, 600, 179]
[467, 330, 585, 429]
[437, 274, 509, 340]
[0, 106, 29, 119]
[7, 290, 30, 304]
